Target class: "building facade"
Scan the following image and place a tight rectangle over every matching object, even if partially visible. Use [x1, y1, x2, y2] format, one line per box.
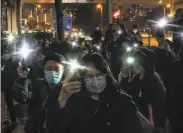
[1, 2, 8, 31]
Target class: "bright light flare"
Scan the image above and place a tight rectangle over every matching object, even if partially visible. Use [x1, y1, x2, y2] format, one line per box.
[126, 57, 135, 64]
[97, 4, 102, 9]
[158, 0, 163, 4]
[72, 41, 77, 47]
[168, 14, 173, 18]
[134, 44, 138, 48]
[62, 59, 86, 73]
[118, 30, 122, 34]
[95, 46, 100, 50]
[69, 59, 80, 73]
[7, 34, 14, 42]
[166, 4, 170, 8]
[19, 44, 33, 59]
[157, 18, 167, 28]
[113, 10, 120, 18]
[126, 47, 132, 52]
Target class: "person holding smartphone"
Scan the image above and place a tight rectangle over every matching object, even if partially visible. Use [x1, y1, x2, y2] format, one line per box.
[46, 53, 153, 133]
[13, 53, 68, 133]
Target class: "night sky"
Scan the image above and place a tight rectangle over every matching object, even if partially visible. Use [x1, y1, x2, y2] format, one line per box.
[62, 3, 107, 34]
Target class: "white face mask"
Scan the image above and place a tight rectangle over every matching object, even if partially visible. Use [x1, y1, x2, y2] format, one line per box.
[133, 29, 138, 34]
[83, 75, 107, 94]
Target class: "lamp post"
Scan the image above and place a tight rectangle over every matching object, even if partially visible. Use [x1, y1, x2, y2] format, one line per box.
[96, 4, 103, 29]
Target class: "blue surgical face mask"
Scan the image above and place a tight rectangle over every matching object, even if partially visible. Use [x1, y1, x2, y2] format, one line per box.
[44, 71, 62, 87]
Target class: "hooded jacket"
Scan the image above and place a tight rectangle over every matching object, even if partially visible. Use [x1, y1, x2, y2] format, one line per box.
[13, 75, 153, 133]
[119, 47, 166, 128]
[46, 75, 153, 133]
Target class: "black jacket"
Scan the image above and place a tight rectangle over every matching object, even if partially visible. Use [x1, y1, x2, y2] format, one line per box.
[46, 76, 153, 133]
[13, 78, 57, 133]
[91, 30, 103, 44]
[167, 60, 183, 133]
[119, 72, 166, 128]
[1, 58, 18, 91]
[13, 76, 153, 133]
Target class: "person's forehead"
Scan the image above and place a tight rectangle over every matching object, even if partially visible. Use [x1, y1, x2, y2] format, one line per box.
[45, 60, 63, 67]
[85, 68, 101, 76]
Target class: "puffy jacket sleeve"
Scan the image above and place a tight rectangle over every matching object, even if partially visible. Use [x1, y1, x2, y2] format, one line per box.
[12, 77, 40, 104]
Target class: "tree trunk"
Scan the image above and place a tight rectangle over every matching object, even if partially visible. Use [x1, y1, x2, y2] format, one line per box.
[55, 0, 64, 41]
[16, 0, 21, 35]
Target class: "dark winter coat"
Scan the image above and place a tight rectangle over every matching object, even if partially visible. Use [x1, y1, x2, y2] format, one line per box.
[119, 72, 166, 128]
[167, 59, 183, 133]
[13, 76, 153, 133]
[154, 48, 176, 82]
[91, 30, 103, 44]
[1, 58, 18, 91]
[46, 76, 153, 133]
[13, 78, 57, 133]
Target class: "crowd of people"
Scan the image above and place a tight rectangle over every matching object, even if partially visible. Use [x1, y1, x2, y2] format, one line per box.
[1, 8, 183, 133]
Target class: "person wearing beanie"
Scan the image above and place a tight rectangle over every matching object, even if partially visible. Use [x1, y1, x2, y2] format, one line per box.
[13, 53, 68, 133]
[118, 47, 167, 132]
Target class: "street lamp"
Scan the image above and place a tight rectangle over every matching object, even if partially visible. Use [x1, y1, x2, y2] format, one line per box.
[166, 4, 171, 8]
[96, 4, 103, 29]
[158, 0, 163, 4]
[37, 4, 41, 8]
[97, 4, 102, 9]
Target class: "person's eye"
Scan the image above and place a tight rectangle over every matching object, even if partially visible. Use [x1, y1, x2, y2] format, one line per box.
[46, 68, 51, 71]
[55, 68, 60, 72]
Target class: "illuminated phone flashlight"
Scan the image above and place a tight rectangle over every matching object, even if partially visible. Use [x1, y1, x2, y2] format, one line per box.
[94, 45, 100, 50]
[118, 30, 122, 34]
[62, 59, 79, 73]
[62, 59, 87, 74]
[126, 56, 135, 65]
[69, 59, 80, 73]
[126, 46, 132, 52]
[157, 18, 167, 28]
[134, 43, 138, 48]
[7, 34, 14, 42]
[19, 43, 33, 59]
[72, 41, 77, 47]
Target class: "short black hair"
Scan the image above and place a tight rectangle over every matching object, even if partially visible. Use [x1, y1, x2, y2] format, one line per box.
[82, 53, 113, 77]
[44, 53, 65, 65]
